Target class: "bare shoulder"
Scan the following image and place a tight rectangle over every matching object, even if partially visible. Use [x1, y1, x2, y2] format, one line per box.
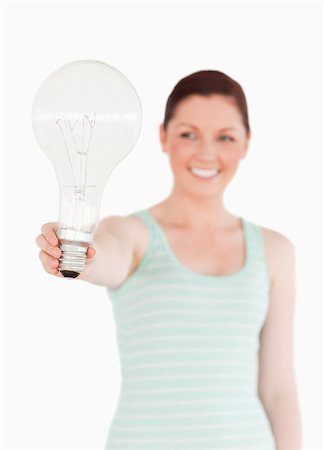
[259, 224, 296, 285]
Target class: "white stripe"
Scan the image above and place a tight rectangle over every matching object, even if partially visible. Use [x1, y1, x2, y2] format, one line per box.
[124, 373, 254, 382]
[126, 259, 266, 278]
[124, 348, 255, 359]
[116, 409, 262, 418]
[123, 276, 268, 292]
[121, 280, 269, 301]
[124, 335, 256, 348]
[117, 398, 261, 406]
[124, 360, 255, 371]
[122, 296, 266, 313]
[122, 308, 263, 325]
[108, 430, 271, 443]
[112, 418, 266, 431]
[122, 386, 254, 394]
[123, 321, 260, 336]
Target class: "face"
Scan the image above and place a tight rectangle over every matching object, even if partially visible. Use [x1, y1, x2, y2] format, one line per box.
[159, 94, 250, 198]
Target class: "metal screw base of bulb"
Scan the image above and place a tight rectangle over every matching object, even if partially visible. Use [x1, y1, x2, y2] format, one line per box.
[58, 241, 88, 279]
[61, 270, 80, 278]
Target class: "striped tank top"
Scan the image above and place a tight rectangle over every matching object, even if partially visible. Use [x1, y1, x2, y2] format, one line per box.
[104, 208, 276, 450]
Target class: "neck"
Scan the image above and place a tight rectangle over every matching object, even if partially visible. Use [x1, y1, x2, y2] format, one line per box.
[159, 185, 235, 231]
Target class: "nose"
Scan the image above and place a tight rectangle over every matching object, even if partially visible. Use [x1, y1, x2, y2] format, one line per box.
[196, 140, 219, 161]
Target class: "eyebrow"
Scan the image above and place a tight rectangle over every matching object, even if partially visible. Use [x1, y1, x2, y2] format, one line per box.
[176, 123, 238, 131]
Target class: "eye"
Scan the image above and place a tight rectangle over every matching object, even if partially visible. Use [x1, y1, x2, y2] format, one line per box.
[219, 135, 234, 142]
[180, 132, 196, 140]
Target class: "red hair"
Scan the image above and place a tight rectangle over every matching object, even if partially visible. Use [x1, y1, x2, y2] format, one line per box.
[163, 70, 250, 135]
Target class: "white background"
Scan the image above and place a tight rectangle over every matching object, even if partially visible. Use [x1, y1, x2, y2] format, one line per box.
[1, 1, 323, 449]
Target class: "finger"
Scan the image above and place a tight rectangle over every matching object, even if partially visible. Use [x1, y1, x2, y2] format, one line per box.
[36, 234, 61, 259]
[48, 267, 64, 277]
[39, 250, 60, 273]
[41, 223, 59, 246]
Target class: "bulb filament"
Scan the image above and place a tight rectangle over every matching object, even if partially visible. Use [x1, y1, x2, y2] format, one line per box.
[56, 113, 96, 202]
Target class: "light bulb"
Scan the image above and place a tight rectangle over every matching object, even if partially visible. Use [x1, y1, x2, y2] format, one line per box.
[32, 60, 142, 279]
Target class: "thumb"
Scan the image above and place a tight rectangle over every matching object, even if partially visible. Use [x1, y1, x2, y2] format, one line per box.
[86, 246, 96, 259]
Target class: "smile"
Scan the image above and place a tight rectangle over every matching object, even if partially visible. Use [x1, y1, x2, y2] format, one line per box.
[188, 167, 220, 180]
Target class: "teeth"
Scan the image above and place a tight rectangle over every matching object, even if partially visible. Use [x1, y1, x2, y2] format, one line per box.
[190, 167, 219, 178]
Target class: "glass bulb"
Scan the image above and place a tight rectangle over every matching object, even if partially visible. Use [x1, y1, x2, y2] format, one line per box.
[32, 60, 142, 278]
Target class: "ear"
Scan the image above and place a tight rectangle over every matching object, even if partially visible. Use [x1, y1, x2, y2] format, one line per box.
[159, 123, 167, 153]
[241, 131, 251, 159]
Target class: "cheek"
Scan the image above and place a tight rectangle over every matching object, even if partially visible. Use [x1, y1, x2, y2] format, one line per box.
[169, 138, 195, 157]
[227, 149, 243, 165]
[170, 138, 187, 151]
[168, 149, 192, 171]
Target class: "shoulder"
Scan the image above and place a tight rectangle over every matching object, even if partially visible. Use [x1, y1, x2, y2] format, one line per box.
[259, 223, 296, 285]
[260, 223, 295, 249]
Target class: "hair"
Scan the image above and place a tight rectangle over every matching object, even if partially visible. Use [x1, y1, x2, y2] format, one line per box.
[162, 70, 250, 136]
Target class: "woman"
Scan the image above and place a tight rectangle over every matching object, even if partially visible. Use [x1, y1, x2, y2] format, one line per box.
[36, 70, 302, 449]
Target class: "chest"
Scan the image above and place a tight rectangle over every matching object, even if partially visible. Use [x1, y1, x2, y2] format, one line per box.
[163, 227, 246, 277]
[133, 219, 275, 285]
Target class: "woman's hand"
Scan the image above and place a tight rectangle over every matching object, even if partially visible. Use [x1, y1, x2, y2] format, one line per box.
[35, 222, 96, 277]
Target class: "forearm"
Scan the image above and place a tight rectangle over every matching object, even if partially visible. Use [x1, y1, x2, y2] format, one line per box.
[261, 391, 303, 450]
